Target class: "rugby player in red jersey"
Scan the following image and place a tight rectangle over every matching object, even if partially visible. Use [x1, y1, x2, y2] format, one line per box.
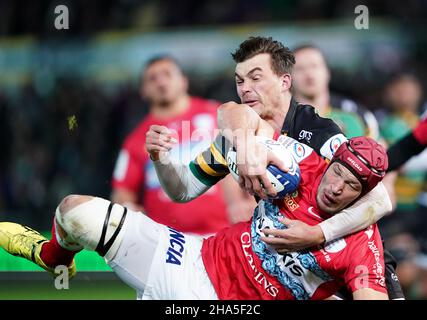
[0, 136, 389, 300]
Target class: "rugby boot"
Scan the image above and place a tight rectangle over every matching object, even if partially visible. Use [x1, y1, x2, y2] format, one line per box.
[0, 222, 76, 278]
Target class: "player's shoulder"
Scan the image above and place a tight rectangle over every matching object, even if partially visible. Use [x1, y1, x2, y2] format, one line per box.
[345, 223, 382, 253]
[294, 102, 318, 119]
[323, 224, 381, 269]
[292, 101, 344, 152]
[294, 102, 340, 130]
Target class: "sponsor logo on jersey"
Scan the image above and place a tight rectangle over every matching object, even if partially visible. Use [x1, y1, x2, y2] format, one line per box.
[364, 226, 374, 239]
[324, 238, 347, 253]
[293, 143, 306, 158]
[391, 273, 399, 282]
[367, 240, 385, 287]
[320, 134, 347, 160]
[307, 206, 322, 220]
[283, 193, 299, 212]
[329, 137, 343, 155]
[165, 227, 186, 265]
[299, 130, 313, 142]
[347, 156, 363, 172]
[263, 138, 280, 146]
[320, 249, 331, 263]
[240, 232, 279, 297]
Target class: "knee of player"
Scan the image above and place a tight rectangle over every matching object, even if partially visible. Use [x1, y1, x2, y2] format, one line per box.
[58, 194, 94, 215]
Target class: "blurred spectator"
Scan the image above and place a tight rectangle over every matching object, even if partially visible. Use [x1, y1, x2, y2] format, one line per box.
[379, 74, 427, 240]
[386, 235, 427, 300]
[0, 92, 12, 218]
[111, 56, 252, 235]
[387, 233, 421, 299]
[292, 44, 381, 139]
[415, 254, 427, 299]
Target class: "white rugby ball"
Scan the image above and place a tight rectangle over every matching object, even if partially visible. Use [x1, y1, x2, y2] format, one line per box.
[226, 136, 301, 199]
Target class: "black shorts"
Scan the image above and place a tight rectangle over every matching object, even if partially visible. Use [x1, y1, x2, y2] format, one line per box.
[384, 248, 405, 300]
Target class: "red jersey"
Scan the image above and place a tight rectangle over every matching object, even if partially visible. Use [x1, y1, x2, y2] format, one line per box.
[112, 97, 230, 235]
[202, 139, 387, 299]
[413, 117, 427, 145]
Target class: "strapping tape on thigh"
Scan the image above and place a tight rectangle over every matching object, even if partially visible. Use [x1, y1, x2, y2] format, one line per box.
[95, 202, 127, 257]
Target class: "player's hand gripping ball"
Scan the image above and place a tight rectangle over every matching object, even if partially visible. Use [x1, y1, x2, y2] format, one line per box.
[226, 136, 301, 199]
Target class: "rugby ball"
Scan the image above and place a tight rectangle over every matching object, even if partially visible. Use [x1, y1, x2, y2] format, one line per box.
[226, 136, 301, 199]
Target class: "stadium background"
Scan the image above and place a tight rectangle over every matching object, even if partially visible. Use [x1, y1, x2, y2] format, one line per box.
[0, 0, 427, 299]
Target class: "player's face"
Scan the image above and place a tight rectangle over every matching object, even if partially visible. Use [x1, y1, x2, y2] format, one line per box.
[316, 162, 362, 214]
[141, 59, 188, 106]
[235, 53, 288, 120]
[386, 77, 422, 113]
[292, 48, 330, 100]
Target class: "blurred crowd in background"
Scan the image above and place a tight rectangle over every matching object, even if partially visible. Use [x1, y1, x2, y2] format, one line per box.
[1, 0, 427, 299]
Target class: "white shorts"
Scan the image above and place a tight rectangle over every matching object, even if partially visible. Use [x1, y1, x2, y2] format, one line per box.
[107, 208, 218, 300]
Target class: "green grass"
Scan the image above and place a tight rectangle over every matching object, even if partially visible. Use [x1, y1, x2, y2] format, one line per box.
[0, 249, 112, 271]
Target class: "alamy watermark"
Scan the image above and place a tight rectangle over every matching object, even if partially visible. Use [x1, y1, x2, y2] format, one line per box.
[54, 5, 69, 30]
[54, 265, 70, 289]
[354, 5, 369, 30]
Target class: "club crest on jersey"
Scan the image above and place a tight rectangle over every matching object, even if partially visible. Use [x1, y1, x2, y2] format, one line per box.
[329, 137, 343, 155]
[165, 227, 186, 265]
[293, 143, 306, 159]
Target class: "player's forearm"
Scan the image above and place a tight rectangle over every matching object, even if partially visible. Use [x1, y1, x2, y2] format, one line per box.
[217, 102, 260, 144]
[319, 182, 392, 242]
[152, 154, 210, 203]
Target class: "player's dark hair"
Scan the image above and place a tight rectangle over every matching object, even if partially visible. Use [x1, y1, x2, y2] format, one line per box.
[232, 36, 295, 76]
[386, 72, 420, 87]
[140, 55, 185, 88]
[144, 55, 182, 70]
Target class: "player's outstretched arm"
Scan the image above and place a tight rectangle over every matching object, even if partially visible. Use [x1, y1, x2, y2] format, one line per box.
[147, 125, 212, 202]
[261, 182, 392, 250]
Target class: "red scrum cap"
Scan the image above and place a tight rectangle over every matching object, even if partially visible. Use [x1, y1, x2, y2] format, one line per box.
[331, 136, 388, 195]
